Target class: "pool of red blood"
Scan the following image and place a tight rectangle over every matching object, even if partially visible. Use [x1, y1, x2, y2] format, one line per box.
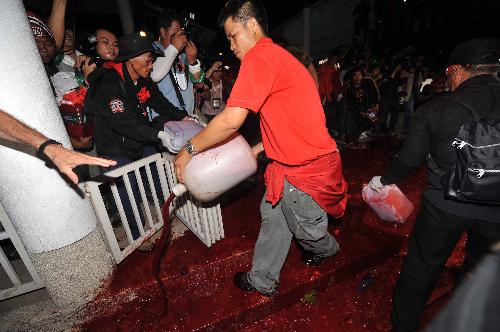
[81, 136, 464, 331]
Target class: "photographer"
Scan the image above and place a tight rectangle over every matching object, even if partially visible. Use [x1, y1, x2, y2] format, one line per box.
[151, 9, 202, 117]
[200, 61, 226, 121]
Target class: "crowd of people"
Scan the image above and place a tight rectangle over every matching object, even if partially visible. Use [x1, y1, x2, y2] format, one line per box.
[3, 0, 498, 331]
[316, 41, 450, 150]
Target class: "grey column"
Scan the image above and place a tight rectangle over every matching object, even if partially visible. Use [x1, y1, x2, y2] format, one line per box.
[116, 0, 135, 34]
[0, 0, 114, 308]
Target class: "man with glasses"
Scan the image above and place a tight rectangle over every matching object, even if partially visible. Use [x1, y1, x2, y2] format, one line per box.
[368, 38, 500, 332]
[84, 32, 189, 239]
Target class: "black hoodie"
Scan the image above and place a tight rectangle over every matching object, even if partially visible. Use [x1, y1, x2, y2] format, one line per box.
[84, 62, 187, 159]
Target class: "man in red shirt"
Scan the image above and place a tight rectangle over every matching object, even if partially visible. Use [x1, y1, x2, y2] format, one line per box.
[174, 0, 347, 297]
[318, 49, 342, 136]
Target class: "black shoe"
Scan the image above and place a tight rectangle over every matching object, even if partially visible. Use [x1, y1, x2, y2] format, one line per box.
[233, 272, 276, 297]
[301, 250, 338, 267]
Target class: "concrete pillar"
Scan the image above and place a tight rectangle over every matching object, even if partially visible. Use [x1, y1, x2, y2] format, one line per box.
[302, 7, 311, 54]
[116, 0, 135, 34]
[0, 0, 113, 308]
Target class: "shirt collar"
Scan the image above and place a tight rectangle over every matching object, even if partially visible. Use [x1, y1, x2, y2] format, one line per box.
[256, 37, 273, 46]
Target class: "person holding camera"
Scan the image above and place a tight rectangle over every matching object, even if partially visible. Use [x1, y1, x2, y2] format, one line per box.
[151, 9, 202, 118]
[200, 61, 226, 121]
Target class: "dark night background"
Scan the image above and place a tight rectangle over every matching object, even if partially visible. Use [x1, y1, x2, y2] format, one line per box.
[23, 0, 500, 65]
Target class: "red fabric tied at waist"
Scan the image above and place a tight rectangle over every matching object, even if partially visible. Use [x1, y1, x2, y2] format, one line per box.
[264, 152, 348, 217]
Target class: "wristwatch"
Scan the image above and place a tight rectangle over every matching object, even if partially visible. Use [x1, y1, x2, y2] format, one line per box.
[185, 140, 198, 156]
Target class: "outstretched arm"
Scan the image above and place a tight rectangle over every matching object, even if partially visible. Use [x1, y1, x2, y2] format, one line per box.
[47, 0, 67, 49]
[0, 110, 116, 184]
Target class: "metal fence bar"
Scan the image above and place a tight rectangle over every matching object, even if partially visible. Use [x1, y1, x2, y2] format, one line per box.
[144, 164, 163, 224]
[122, 173, 145, 237]
[189, 195, 210, 246]
[201, 206, 215, 245]
[208, 205, 221, 242]
[85, 181, 123, 261]
[134, 168, 154, 229]
[0, 246, 22, 287]
[185, 195, 201, 233]
[156, 158, 170, 201]
[216, 204, 224, 239]
[0, 203, 43, 300]
[110, 183, 133, 243]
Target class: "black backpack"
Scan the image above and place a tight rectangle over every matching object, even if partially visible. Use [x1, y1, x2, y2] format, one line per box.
[444, 101, 500, 204]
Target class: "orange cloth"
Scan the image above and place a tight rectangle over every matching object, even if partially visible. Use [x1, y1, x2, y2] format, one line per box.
[264, 152, 348, 217]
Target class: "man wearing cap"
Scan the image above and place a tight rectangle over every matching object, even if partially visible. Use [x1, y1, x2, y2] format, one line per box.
[28, 11, 58, 75]
[368, 38, 500, 331]
[84, 32, 188, 239]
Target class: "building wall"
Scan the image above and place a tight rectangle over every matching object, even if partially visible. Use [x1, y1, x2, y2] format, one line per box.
[272, 0, 374, 60]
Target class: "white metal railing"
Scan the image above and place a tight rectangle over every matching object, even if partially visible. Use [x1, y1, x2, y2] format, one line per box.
[85, 152, 223, 264]
[0, 203, 44, 301]
[163, 153, 224, 245]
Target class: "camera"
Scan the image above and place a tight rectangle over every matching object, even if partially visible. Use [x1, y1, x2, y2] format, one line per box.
[78, 32, 105, 70]
[180, 12, 203, 47]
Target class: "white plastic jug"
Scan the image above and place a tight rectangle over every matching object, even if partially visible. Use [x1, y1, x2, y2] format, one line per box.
[362, 184, 414, 223]
[172, 134, 258, 202]
[163, 120, 204, 153]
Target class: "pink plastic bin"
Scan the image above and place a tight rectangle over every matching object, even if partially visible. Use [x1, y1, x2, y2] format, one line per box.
[362, 184, 414, 223]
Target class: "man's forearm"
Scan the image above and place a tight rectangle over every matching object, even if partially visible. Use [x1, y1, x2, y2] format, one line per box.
[189, 107, 248, 152]
[0, 110, 47, 149]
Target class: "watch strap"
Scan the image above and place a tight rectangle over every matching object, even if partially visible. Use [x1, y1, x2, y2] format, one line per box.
[185, 140, 198, 155]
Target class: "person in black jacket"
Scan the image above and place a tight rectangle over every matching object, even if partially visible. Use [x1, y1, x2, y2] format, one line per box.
[344, 67, 380, 148]
[84, 32, 189, 239]
[368, 38, 500, 332]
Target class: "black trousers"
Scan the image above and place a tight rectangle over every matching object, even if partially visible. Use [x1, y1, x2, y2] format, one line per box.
[323, 100, 337, 136]
[391, 197, 500, 332]
[345, 110, 371, 144]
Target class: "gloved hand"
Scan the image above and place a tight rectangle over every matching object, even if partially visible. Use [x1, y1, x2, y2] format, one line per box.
[368, 176, 384, 192]
[158, 131, 178, 153]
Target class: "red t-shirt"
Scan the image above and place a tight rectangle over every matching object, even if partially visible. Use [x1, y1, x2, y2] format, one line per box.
[318, 63, 342, 102]
[226, 38, 336, 166]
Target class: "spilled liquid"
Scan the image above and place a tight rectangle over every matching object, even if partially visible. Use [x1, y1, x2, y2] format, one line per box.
[152, 192, 176, 316]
